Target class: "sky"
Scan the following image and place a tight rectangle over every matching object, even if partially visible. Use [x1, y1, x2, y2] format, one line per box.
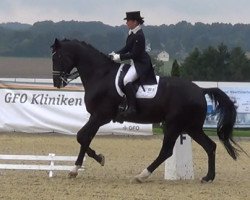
[0, 0, 250, 26]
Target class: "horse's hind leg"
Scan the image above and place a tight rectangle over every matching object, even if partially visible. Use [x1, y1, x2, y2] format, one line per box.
[86, 147, 105, 166]
[189, 129, 216, 183]
[134, 123, 179, 183]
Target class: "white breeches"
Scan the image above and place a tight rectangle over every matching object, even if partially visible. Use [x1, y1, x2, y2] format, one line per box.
[123, 65, 138, 86]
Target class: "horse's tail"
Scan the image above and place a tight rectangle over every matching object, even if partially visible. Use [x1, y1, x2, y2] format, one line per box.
[203, 88, 246, 160]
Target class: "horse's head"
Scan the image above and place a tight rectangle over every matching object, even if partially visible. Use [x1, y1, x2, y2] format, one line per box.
[51, 38, 76, 88]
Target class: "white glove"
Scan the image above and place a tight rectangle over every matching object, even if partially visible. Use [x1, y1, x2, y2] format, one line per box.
[109, 51, 116, 56]
[112, 54, 120, 61]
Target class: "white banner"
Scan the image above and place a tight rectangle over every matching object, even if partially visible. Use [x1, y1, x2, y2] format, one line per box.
[195, 82, 250, 128]
[1, 80, 250, 133]
[0, 82, 152, 135]
[218, 82, 250, 113]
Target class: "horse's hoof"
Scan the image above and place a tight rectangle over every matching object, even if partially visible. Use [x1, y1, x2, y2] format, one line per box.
[98, 154, 105, 166]
[132, 176, 144, 183]
[133, 169, 151, 183]
[201, 177, 213, 183]
[68, 171, 78, 178]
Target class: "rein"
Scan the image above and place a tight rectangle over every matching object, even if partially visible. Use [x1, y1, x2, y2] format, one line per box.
[52, 70, 80, 85]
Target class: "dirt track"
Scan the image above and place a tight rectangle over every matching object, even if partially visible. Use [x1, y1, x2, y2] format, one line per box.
[0, 133, 249, 200]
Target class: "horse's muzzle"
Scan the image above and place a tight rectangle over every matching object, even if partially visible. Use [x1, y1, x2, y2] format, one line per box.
[52, 71, 68, 88]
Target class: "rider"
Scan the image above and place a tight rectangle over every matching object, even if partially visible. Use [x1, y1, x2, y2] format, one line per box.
[110, 11, 156, 117]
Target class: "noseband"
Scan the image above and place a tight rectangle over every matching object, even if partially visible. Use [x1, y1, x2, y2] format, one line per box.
[52, 70, 80, 85]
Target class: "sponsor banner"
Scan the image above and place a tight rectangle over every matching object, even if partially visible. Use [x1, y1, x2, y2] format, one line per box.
[0, 82, 152, 135]
[200, 82, 250, 128]
[218, 82, 250, 113]
[1, 80, 250, 132]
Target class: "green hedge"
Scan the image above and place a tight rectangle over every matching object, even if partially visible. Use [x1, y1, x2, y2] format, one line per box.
[153, 127, 250, 137]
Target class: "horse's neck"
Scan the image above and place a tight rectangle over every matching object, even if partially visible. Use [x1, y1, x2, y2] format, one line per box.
[75, 44, 117, 90]
[77, 61, 117, 91]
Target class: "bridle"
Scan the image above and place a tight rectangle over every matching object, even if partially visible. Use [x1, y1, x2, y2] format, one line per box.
[52, 51, 79, 85]
[52, 70, 79, 85]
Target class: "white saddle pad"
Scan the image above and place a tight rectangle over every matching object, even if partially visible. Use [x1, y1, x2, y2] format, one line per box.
[115, 64, 160, 99]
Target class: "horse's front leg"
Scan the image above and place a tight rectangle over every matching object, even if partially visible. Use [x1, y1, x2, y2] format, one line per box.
[86, 147, 105, 166]
[69, 146, 105, 177]
[69, 115, 108, 178]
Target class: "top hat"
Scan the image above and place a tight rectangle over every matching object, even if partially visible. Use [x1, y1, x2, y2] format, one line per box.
[124, 11, 144, 24]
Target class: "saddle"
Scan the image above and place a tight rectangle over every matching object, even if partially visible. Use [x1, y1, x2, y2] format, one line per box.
[115, 64, 160, 99]
[114, 64, 160, 123]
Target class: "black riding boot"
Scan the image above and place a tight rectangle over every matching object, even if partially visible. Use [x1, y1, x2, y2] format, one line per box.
[123, 82, 136, 117]
[123, 83, 136, 117]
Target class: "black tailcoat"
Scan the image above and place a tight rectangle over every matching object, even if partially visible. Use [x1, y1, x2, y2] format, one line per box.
[117, 29, 156, 84]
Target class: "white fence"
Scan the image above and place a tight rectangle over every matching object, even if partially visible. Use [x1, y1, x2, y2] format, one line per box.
[0, 153, 85, 177]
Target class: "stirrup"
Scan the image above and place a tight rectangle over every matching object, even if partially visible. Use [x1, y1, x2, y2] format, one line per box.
[122, 107, 136, 117]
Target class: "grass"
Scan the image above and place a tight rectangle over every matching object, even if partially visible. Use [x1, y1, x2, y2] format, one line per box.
[153, 127, 250, 137]
[204, 129, 250, 137]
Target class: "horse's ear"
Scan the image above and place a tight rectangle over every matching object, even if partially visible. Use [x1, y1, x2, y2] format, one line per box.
[51, 38, 61, 52]
[54, 38, 61, 48]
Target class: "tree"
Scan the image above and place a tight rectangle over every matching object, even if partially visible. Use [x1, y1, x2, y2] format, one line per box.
[171, 59, 180, 77]
[180, 47, 201, 80]
[181, 44, 250, 81]
[1, 21, 250, 58]
[227, 47, 250, 81]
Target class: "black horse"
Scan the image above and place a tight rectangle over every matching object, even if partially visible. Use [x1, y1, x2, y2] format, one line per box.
[51, 38, 243, 183]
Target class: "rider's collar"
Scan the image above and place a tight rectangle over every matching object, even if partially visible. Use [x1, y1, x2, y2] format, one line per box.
[128, 25, 141, 35]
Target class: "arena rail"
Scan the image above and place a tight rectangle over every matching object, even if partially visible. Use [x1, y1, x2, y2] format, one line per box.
[0, 153, 85, 177]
